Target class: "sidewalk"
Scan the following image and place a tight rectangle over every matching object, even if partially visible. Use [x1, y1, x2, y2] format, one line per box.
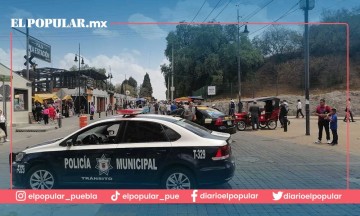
[250, 116, 360, 156]
[12, 111, 114, 132]
[9, 113, 360, 156]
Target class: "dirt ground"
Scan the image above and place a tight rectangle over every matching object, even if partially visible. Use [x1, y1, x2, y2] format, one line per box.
[240, 116, 360, 156]
[203, 90, 359, 156]
[206, 90, 360, 116]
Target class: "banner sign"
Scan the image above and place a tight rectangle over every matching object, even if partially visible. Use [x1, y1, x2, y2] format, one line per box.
[208, 86, 216, 96]
[29, 37, 51, 63]
[1, 189, 359, 204]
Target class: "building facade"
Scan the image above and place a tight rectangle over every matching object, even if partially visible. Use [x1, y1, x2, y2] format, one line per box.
[0, 63, 32, 125]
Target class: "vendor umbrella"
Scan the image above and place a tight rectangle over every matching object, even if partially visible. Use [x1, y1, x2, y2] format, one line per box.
[62, 95, 73, 100]
[33, 94, 44, 103]
[174, 97, 191, 103]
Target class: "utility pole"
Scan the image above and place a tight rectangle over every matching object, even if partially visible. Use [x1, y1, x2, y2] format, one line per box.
[237, 7, 241, 104]
[171, 47, 174, 101]
[26, 20, 29, 80]
[125, 74, 127, 107]
[300, 0, 315, 135]
[74, 43, 84, 116]
[78, 44, 81, 117]
[167, 74, 170, 101]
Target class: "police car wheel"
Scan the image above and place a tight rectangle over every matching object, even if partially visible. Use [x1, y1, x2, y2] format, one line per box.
[162, 168, 196, 189]
[267, 120, 277, 130]
[237, 121, 246, 131]
[26, 166, 56, 189]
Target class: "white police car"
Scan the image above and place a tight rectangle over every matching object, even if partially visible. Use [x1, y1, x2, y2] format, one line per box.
[10, 111, 235, 189]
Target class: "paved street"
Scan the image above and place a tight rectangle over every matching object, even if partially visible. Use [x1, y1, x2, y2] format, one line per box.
[1, 113, 360, 215]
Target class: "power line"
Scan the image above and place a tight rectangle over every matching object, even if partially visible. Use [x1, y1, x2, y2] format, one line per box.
[212, 0, 233, 21]
[191, 0, 207, 22]
[249, 1, 300, 36]
[203, 0, 223, 22]
[241, 0, 274, 22]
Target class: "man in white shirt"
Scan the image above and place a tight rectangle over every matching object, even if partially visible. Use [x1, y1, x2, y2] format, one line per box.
[0, 110, 9, 142]
[166, 103, 171, 115]
[296, 99, 304, 118]
[344, 98, 355, 122]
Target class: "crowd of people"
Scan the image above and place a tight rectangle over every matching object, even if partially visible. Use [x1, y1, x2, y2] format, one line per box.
[228, 97, 354, 146]
[25, 96, 355, 147]
[32, 102, 62, 125]
[152, 100, 197, 120]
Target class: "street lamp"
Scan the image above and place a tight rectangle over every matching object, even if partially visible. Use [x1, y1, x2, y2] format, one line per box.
[300, 0, 315, 136]
[237, 6, 250, 112]
[74, 43, 85, 117]
[108, 72, 113, 91]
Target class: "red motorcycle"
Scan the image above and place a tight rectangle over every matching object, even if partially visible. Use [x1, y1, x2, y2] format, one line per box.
[234, 97, 280, 131]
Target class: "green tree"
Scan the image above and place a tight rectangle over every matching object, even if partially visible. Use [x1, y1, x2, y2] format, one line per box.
[252, 26, 302, 57]
[309, 8, 360, 57]
[127, 76, 138, 88]
[162, 24, 263, 97]
[252, 26, 302, 94]
[139, 73, 153, 98]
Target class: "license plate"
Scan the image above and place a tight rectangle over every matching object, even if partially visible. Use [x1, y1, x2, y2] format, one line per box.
[227, 121, 232, 125]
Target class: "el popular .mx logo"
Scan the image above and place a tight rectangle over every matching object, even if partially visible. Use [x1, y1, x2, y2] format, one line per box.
[272, 191, 283, 201]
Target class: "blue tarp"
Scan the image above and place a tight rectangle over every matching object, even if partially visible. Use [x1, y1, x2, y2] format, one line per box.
[136, 98, 146, 102]
[188, 96, 204, 100]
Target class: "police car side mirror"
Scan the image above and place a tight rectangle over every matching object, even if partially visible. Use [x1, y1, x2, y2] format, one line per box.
[66, 139, 73, 147]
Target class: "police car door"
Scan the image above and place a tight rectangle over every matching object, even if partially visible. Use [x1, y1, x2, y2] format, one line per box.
[59, 121, 122, 184]
[119, 120, 172, 185]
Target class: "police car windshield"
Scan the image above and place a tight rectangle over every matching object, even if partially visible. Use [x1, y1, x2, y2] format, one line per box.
[175, 119, 212, 137]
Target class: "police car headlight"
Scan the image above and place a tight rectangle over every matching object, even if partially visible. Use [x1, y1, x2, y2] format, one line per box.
[15, 152, 26, 162]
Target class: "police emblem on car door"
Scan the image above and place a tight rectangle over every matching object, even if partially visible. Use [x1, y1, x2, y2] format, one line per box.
[95, 154, 113, 175]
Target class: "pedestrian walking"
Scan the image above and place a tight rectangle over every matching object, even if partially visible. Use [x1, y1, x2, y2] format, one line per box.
[279, 101, 289, 132]
[154, 102, 159, 114]
[43, 105, 49, 125]
[238, 101, 243, 113]
[296, 99, 304, 118]
[107, 104, 112, 115]
[90, 102, 95, 120]
[329, 108, 338, 145]
[344, 98, 355, 122]
[184, 103, 195, 121]
[35, 103, 43, 123]
[160, 102, 166, 115]
[0, 110, 9, 142]
[249, 100, 260, 130]
[166, 102, 171, 115]
[170, 102, 177, 112]
[48, 104, 56, 124]
[229, 99, 236, 116]
[315, 99, 332, 144]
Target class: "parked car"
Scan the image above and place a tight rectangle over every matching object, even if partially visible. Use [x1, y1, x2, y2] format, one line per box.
[171, 106, 237, 134]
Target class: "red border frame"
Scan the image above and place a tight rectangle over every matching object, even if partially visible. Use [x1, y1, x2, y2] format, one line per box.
[7, 21, 351, 204]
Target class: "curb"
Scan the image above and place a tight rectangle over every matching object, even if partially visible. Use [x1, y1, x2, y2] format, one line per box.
[15, 127, 58, 132]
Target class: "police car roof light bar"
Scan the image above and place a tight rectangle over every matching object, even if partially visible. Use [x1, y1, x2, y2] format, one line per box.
[117, 109, 143, 117]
